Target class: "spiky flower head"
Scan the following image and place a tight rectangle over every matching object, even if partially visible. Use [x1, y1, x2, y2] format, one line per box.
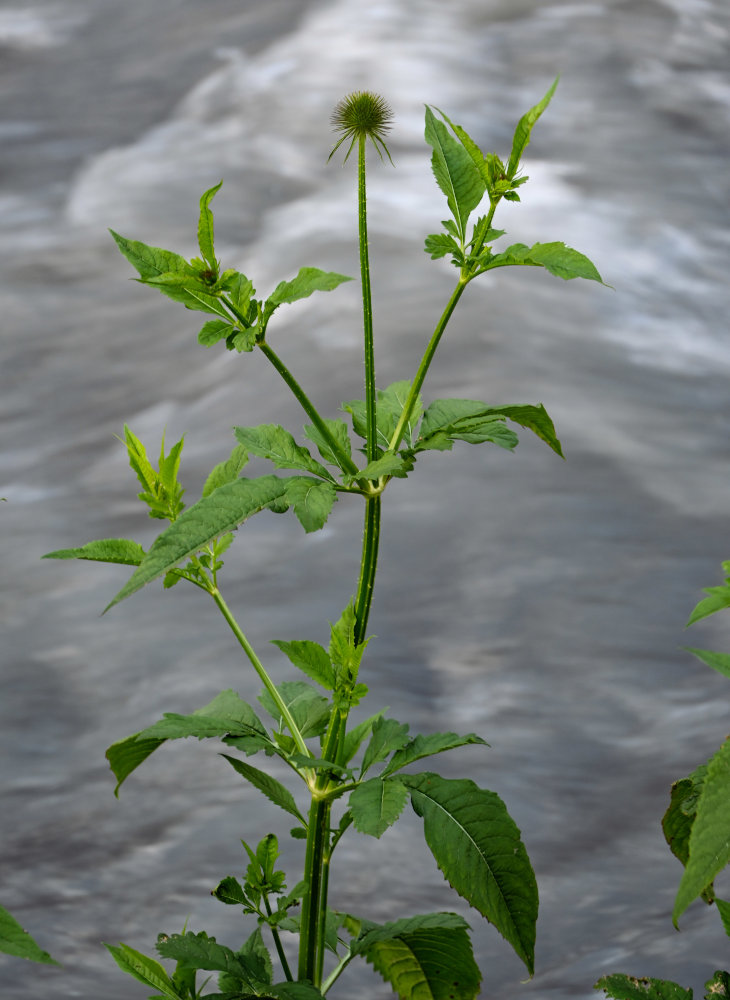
[328, 91, 394, 164]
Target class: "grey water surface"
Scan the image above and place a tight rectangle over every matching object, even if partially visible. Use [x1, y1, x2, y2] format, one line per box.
[2, 0, 730, 997]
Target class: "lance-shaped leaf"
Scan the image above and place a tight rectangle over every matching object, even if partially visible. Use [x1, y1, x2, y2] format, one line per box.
[362, 921, 481, 1000]
[109, 230, 195, 280]
[342, 710, 387, 764]
[348, 452, 415, 485]
[402, 773, 538, 975]
[198, 180, 222, 271]
[684, 648, 730, 681]
[271, 639, 335, 690]
[361, 717, 411, 777]
[349, 777, 408, 838]
[43, 538, 145, 566]
[687, 582, 730, 626]
[433, 108, 491, 190]
[258, 681, 331, 739]
[507, 76, 559, 179]
[481, 241, 604, 283]
[105, 943, 179, 998]
[198, 318, 235, 348]
[143, 272, 231, 317]
[382, 732, 489, 777]
[234, 425, 334, 481]
[104, 475, 289, 610]
[303, 418, 352, 471]
[424, 107, 486, 241]
[0, 906, 59, 965]
[268, 267, 353, 307]
[106, 689, 270, 794]
[674, 738, 730, 926]
[202, 444, 249, 498]
[350, 911, 469, 955]
[220, 754, 306, 824]
[417, 398, 562, 456]
[594, 974, 693, 1000]
[344, 380, 423, 450]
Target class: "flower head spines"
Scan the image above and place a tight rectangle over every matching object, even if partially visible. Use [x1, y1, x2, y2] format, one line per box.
[328, 91, 394, 164]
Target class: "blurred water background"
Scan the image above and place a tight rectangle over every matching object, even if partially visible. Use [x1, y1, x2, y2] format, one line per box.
[2, 0, 730, 996]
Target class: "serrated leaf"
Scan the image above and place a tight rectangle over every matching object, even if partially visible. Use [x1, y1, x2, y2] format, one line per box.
[674, 738, 730, 925]
[594, 974, 693, 1000]
[482, 241, 604, 283]
[417, 399, 562, 457]
[424, 108, 486, 241]
[268, 267, 353, 307]
[684, 648, 730, 680]
[227, 271, 255, 316]
[156, 931, 261, 990]
[364, 923, 481, 1000]
[402, 773, 538, 975]
[434, 108, 491, 191]
[110, 230, 195, 281]
[105, 942, 179, 998]
[0, 905, 59, 965]
[233, 425, 334, 481]
[212, 875, 249, 906]
[687, 584, 730, 626]
[507, 77, 559, 179]
[345, 381, 423, 451]
[349, 777, 408, 838]
[106, 690, 269, 794]
[143, 272, 231, 317]
[220, 754, 305, 824]
[105, 475, 289, 610]
[240, 928, 273, 986]
[382, 732, 489, 777]
[279, 477, 337, 534]
[258, 681, 331, 739]
[202, 444, 249, 498]
[351, 911, 469, 955]
[424, 233, 463, 261]
[716, 900, 730, 938]
[42, 538, 146, 566]
[342, 710, 387, 764]
[361, 718, 411, 777]
[199, 319, 235, 347]
[198, 181, 222, 271]
[353, 452, 415, 484]
[662, 765, 707, 867]
[271, 639, 335, 690]
[303, 419, 352, 470]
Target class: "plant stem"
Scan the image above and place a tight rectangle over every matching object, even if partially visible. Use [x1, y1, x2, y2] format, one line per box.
[258, 341, 360, 478]
[263, 895, 293, 982]
[387, 277, 468, 453]
[209, 588, 311, 761]
[298, 793, 332, 984]
[358, 133, 378, 465]
[354, 495, 380, 647]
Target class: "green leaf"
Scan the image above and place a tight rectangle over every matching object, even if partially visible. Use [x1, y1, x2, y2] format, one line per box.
[716, 899, 730, 937]
[258, 681, 331, 739]
[240, 927, 273, 986]
[364, 922, 481, 1000]
[123, 423, 158, 494]
[424, 107, 486, 241]
[156, 931, 262, 990]
[433, 109, 491, 191]
[198, 319, 235, 348]
[344, 381, 423, 451]
[382, 732, 489, 777]
[0, 905, 59, 965]
[402, 773, 538, 975]
[349, 777, 408, 838]
[109, 230, 195, 281]
[233, 425, 334, 481]
[507, 76, 559, 179]
[303, 419, 352, 470]
[105, 942, 179, 998]
[268, 267, 353, 307]
[424, 233, 463, 262]
[482, 241, 604, 283]
[42, 538, 146, 566]
[674, 738, 730, 925]
[198, 181, 223, 271]
[279, 477, 337, 534]
[271, 639, 335, 690]
[417, 399, 563, 457]
[361, 717, 411, 777]
[212, 875, 249, 906]
[342, 710, 387, 765]
[143, 272, 231, 317]
[662, 765, 707, 869]
[350, 911, 469, 955]
[684, 648, 730, 680]
[106, 690, 269, 794]
[202, 444, 249, 498]
[220, 754, 306, 824]
[105, 475, 290, 610]
[226, 271, 255, 317]
[354, 452, 415, 484]
[594, 974, 692, 1000]
[687, 585, 730, 626]
[705, 971, 730, 999]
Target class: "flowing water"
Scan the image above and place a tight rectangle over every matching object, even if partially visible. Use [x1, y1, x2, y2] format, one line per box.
[2, 0, 730, 996]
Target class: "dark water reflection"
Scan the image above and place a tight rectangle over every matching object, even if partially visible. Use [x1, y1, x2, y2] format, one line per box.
[2, 0, 730, 996]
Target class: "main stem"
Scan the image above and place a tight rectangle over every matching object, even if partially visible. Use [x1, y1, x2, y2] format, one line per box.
[298, 132, 382, 989]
